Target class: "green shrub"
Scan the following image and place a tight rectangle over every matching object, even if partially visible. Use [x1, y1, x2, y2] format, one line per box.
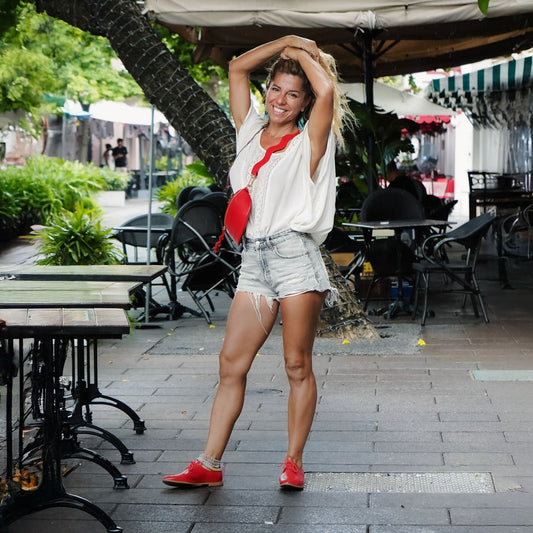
[0, 155, 119, 239]
[36, 203, 123, 265]
[156, 165, 214, 216]
[95, 165, 131, 191]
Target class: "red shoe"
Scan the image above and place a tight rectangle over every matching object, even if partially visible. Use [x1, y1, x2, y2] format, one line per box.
[163, 460, 223, 487]
[279, 457, 304, 490]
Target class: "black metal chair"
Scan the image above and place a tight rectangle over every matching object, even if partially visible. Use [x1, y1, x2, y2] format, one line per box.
[360, 188, 424, 313]
[113, 213, 174, 317]
[412, 212, 495, 325]
[502, 203, 533, 259]
[324, 226, 366, 291]
[114, 213, 174, 264]
[423, 195, 458, 222]
[361, 187, 425, 222]
[175, 186, 211, 212]
[162, 198, 241, 323]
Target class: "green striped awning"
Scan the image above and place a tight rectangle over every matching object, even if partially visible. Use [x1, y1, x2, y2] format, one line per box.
[424, 56, 533, 125]
[427, 56, 533, 96]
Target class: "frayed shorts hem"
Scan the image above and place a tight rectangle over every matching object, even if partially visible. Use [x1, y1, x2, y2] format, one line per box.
[236, 229, 337, 306]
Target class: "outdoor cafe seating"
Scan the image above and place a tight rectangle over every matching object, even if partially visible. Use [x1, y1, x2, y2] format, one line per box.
[358, 187, 424, 316]
[160, 195, 241, 324]
[412, 212, 495, 325]
[113, 213, 175, 320]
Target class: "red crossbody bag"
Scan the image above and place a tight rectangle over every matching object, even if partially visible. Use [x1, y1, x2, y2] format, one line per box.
[214, 131, 300, 251]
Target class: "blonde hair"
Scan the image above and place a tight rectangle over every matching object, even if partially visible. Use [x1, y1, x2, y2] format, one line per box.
[265, 50, 352, 145]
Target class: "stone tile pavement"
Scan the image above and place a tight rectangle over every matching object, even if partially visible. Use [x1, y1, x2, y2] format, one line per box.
[1, 206, 533, 532]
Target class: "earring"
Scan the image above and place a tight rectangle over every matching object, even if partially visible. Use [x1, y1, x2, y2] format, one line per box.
[298, 116, 306, 131]
[264, 111, 269, 123]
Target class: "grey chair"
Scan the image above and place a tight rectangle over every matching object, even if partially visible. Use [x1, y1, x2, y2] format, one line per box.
[412, 212, 495, 325]
[113, 213, 174, 317]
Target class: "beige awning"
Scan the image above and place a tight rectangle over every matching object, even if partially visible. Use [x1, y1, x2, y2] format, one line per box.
[143, 1, 533, 82]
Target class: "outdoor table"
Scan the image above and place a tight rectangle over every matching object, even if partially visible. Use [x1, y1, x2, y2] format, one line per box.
[0, 263, 167, 282]
[343, 219, 453, 256]
[0, 280, 141, 308]
[0, 307, 129, 533]
[0, 264, 168, 322]
[0, 279, 146, 459]
[343, 219, 454, 318]
[468, 187, 533, 220]
[344, 218, 452, 232]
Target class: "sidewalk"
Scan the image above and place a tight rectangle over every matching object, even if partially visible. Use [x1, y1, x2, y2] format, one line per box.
[2, 200, 533, 532]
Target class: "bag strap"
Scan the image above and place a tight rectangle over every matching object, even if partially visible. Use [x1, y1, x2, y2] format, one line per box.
[214, 130, 300, 253]
[250, 131, 300, 177]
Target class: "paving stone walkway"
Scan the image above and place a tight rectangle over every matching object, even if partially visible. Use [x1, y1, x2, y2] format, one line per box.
[1, 205, 533, 532]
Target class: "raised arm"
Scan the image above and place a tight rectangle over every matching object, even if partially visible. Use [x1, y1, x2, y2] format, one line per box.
[280, 46, 334, 177]
[228, 36, 320, 132]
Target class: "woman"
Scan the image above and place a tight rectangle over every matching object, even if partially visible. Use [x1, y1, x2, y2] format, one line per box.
[163, 35, 350, 490]
[103, 143, 115, 170]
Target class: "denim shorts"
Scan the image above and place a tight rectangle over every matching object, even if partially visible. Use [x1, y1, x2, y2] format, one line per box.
[237, 229, 337, 305]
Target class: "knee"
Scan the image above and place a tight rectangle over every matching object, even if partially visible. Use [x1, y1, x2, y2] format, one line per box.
[284, 354, 312, 383]
[219, 349, 249, 383]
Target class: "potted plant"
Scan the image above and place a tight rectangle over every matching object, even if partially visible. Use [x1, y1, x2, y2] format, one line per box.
[36, 203, 123, 265]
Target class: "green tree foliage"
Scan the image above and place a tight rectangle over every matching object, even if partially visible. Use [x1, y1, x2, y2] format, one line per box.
[0, 3, 232, 134]
[156, 26, 231, 119]
[0, 2, 144, 132]
[335, 99, 420, 218]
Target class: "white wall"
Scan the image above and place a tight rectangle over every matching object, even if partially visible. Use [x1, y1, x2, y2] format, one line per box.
[453, 113, 474, 223]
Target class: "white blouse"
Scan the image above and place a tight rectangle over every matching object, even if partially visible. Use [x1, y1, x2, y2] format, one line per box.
[228, 104, 337, 245]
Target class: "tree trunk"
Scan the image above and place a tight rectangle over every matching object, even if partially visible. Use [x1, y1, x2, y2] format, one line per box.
[318, 249, 380, 340]
[34, 0, 379, 340]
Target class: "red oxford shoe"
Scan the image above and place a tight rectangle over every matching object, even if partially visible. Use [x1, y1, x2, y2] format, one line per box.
[279, 457, 304, 490]
[163, 460, 223, 487]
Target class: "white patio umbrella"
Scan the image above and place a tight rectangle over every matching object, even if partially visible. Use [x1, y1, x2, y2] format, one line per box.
[340, 82, 454, 117]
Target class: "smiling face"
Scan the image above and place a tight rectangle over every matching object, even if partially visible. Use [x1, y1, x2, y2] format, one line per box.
[265, 73, 311, 128]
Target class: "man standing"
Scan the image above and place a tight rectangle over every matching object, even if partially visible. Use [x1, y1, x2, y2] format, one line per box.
[112, 138, 128, 172]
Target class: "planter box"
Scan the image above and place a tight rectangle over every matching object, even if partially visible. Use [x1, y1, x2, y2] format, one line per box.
[96, 190, 126, 207]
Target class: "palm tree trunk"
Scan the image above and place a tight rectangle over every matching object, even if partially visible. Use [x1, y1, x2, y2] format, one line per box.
[34, 0, 378, 340]
[319, 249, 379, 339]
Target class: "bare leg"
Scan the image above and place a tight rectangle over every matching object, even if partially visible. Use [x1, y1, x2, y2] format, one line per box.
[203, 292, 279, 460]
[280, 291, 326, 468]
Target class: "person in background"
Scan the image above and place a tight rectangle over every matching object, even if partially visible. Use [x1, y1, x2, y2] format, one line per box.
[112, 138, 128, 172]
[386, 160, 427, 203]
[162, 35, 351, 491]
[103, 143, 115, 170]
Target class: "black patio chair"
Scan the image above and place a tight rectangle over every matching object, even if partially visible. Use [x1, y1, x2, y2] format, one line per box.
[361, 187, 425, 223]
[323, 226, 365, 291]
[161, 198, 241, 323]
[360, 188, 424, 312]
[113, 213, 174, 317]
[423, 195, 458, 222]
[502, 202, 533, 259]
[412, 212, 495, 325]
[175, 186, 211, 212]
[114, 213, 174, 264]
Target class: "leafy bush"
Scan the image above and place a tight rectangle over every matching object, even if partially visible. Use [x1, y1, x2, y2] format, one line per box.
[156, 164, 214, 216]
[36, 203, 123, 265]
[0, 155, 123, 239]
[95, 165, 131, 191]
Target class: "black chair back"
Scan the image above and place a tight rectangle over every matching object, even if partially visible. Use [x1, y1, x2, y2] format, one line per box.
[361, 188, 424, 221]
[115, 213, 174, 250]
[441, 212, 494, 251]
